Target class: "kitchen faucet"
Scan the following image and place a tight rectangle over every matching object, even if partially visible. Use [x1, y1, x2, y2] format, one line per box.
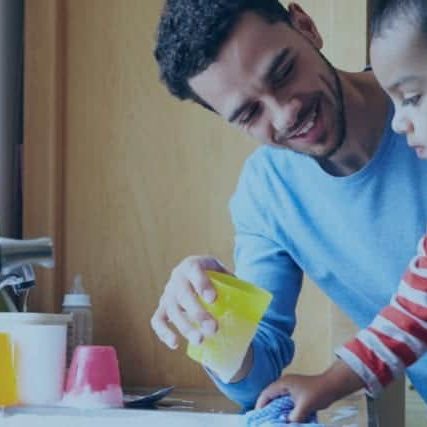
[0, 237, 54, 310]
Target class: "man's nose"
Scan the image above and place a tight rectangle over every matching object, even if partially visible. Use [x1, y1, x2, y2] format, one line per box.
[266, 96, 301, 134]
[392, 110, 414, 135]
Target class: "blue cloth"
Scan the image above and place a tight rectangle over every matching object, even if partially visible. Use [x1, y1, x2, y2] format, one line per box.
[207, 105, 427, 409]
[245, 395, 320, 426]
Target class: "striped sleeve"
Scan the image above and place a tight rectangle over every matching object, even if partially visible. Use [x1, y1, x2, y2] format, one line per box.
[335, 234, 427, 397]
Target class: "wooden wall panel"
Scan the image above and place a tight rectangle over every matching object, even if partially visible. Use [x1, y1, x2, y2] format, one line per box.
[23, 0, 66, 314]
[61, 0, 255, 389]
[25, 0, 368, 388]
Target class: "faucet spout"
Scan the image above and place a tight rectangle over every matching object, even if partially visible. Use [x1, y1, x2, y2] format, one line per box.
[0, 264, 36, 295]
[0, 237, 54, 310]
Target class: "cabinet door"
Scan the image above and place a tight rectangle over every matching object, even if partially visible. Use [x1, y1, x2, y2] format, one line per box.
[25, 1, 368, 389]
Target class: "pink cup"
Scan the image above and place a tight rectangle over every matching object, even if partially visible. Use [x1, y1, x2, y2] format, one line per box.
[61, 345, 123, 408]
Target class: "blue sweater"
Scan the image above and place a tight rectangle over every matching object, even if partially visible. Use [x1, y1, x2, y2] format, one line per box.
[210, 108, 427, 409]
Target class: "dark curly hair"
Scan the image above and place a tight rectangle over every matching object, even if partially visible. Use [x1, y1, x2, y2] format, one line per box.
[154, 0, 290, 109]
[371, 0, 427, 37]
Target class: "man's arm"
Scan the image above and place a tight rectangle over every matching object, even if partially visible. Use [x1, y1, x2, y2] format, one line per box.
[229, 345, 253, 383]
[206, 222, 303, 410]
[203, 151, 305, 410]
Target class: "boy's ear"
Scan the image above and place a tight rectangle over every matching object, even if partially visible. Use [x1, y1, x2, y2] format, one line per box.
[288, 3, 323, 50]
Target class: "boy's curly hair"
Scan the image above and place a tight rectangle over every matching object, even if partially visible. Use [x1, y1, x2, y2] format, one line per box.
[371, 0, 427, 37]
[154, 0, 290, 107]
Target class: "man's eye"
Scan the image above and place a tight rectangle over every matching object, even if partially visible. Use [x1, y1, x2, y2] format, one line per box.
[402, 94, 422, 107]
[240, 104, 261, 125]
[272, 62, 294, 87]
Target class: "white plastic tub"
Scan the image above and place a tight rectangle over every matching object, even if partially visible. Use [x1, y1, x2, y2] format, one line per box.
[0, 313, 71, 405]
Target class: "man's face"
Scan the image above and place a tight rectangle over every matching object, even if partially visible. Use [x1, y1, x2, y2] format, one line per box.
[371, 18, 427, 159]
[189, 7, 346, 159]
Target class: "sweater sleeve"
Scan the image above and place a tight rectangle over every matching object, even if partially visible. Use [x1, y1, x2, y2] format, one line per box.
[336, 234, 427, 397]
[206, 154, 303, 410]
[207, 231, 303, 410]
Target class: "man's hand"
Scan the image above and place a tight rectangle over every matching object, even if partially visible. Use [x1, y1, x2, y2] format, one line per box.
[255, 359, 365, 423]
[150, 256, 231, 349]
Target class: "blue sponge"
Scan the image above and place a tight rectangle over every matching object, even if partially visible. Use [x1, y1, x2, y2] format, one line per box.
[245, 395, 321, 426]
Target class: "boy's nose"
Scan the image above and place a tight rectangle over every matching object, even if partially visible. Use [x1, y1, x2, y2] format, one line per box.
[392, 111, 414, 135]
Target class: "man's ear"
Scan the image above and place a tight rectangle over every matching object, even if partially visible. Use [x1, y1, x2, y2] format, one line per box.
[288, 3, 323, 50]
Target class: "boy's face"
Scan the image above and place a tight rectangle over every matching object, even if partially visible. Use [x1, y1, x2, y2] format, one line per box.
[371, 18, 427, 159]
[188, 7, 346, 159]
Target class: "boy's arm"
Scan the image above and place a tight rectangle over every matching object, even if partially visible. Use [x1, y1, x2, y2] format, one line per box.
[336, 233, 427, 397]
[256, 234, 427, 422]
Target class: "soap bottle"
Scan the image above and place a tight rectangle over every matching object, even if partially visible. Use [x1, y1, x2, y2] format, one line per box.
[62, 274, 93, 367]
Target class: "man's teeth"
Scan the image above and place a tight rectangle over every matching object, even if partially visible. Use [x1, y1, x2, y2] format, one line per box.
[294, 108, 317, 137]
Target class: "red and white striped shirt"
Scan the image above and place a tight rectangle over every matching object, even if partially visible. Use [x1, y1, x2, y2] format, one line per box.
[336, 234, 427, 397]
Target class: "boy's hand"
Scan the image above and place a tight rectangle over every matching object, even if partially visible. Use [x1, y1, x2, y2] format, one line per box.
[255, 359, 365, 423]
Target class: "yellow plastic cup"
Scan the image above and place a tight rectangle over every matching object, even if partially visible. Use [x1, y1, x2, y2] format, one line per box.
[0, 333, 18, 407]
[187, 271, 272, 383]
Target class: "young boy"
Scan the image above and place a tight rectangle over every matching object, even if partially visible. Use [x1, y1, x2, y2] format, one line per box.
[256, 0, 427, 422]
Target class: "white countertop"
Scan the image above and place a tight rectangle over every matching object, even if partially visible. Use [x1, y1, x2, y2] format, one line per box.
[1, 409, 331, 427]
[3, 408, 244, 427]
[2, 388, 369, 427]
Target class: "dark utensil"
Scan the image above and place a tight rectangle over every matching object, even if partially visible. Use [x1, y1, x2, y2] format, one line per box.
[124, 386, 175, 409]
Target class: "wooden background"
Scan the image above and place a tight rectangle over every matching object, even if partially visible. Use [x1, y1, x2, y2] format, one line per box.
[24, 0, 368, 389]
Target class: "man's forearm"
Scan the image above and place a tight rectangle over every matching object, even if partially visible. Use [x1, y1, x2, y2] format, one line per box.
[230, 345, 254, 383]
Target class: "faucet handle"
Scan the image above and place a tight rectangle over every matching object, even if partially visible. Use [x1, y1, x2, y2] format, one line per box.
[0, 237, 54, 274]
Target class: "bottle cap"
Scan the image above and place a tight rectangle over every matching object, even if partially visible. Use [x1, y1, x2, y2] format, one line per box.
[63, 293, 91, 307]
[62, 274, 91, 307]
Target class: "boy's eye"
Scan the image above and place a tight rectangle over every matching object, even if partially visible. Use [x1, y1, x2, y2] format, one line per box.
[402, 94, 422, 107]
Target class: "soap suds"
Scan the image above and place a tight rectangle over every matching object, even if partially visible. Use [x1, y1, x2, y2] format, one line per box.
[60, 384, 123, 409]
[330, 406, 358, 422]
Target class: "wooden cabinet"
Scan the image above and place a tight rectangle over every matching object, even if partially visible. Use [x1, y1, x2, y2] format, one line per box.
[24, 0, 369, 390]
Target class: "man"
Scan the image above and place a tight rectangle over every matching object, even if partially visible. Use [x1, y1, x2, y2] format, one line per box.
[151, 0, 427, 410]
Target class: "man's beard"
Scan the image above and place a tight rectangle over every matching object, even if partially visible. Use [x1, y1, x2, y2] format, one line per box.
[309, 51, 347, 161]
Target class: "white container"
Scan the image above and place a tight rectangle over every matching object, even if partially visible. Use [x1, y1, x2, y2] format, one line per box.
[62, 275, 93, 367]
[0, 312, 71, 405]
